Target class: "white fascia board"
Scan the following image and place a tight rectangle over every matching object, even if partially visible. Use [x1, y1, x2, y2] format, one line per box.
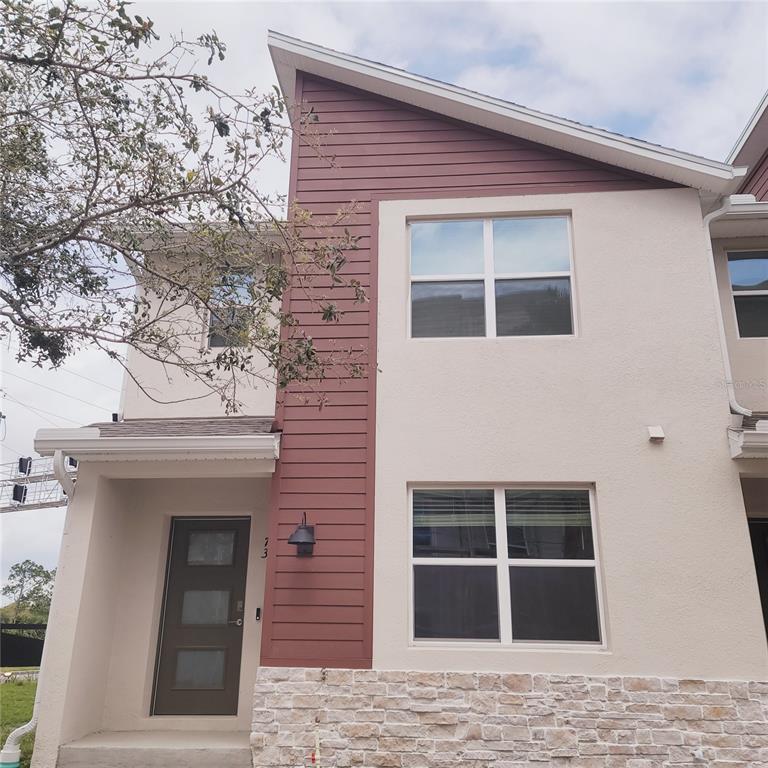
[34, 427, 281, 464]
[710, 200, 768, 238]
[729, 428, 768, 459]
[720, 200, 768, 218]
[268, 31, 745, 194]
[727, 90, 768, 166]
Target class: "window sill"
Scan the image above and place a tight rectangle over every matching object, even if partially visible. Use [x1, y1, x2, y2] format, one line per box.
[408, 639, 609, 654]
[407, 334, 578, 342]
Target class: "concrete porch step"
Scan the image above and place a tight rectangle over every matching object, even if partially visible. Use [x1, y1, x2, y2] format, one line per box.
[57, 730, 251, 768]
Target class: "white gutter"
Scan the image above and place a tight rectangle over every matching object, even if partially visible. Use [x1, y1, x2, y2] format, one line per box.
[702, 196, 753, 417]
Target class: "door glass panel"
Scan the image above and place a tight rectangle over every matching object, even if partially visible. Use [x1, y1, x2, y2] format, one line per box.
[174, 649, 226, 689]
[181, 590, 230, 625]
[187, 530, 235, 566]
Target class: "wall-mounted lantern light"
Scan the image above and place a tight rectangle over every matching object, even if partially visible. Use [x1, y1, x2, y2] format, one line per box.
[287, 512, 315, 556]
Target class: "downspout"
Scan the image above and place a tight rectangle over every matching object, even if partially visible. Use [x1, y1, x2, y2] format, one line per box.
[0, 688, 40, 768]
[0, 452, 74, 768]
[702, 196, 752, 417]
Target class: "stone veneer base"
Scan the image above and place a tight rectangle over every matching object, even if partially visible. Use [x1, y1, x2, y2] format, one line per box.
[251, 668, 768, 768]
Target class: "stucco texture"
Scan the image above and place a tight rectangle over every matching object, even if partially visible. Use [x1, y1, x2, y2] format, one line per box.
[32, 464, 271, 768]
[713, 237, 768, 413]
[373, 188, 768, 679]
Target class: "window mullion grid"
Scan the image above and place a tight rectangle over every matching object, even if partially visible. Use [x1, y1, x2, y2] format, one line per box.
[483, 219, 496, 338]
[494, 487, 512, 644]
[410, 274, 485, 282]
[494, 271, 571, 280]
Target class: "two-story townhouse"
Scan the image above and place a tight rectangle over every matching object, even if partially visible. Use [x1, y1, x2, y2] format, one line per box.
[10, 32, 768, 768]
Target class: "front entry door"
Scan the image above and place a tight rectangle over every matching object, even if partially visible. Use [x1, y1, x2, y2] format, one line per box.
[749, 519, 768, 642]
[152, 517, 250, 715]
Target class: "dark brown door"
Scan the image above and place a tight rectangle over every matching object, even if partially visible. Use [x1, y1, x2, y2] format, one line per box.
[749, 519, 768, 643]
[152, 517, 250, 715]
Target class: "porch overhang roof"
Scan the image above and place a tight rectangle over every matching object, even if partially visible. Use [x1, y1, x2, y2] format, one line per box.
[34, 427, 281, 466]
[710, 198, 768, 238]
[268, 31, 746, 195]
[729, 417, 768, 459]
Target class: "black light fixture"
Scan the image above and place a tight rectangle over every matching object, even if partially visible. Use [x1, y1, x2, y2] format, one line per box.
[287, 512, 315, 556]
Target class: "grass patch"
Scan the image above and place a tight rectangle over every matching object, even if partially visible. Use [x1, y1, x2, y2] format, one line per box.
[0, 680, 36, 768]
[0, 668, 39, 673]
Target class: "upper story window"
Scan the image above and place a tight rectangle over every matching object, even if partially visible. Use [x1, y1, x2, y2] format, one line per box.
[409, 216, 574, 338]
[727, 251, 768, 338]
[411, 486, 602, 644]
[207, 272, 254, 348]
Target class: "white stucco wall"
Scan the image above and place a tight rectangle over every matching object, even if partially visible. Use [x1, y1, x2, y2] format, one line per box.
[32, 466, 128, 768]
[373, 188, 768, 680]
[713, 237, 768, 413]
[118, 277, 276, 420]
[100, 474, 270, 732]
[32, 463, 271, 768]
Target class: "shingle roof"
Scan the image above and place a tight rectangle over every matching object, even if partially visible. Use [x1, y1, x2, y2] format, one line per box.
[89, 416, 276, 437]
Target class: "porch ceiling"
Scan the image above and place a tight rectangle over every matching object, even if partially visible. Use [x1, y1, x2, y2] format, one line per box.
[34, 419, 281, 468]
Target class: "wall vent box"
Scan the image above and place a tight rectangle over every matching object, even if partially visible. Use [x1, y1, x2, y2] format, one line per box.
[647, 426, 665, 442]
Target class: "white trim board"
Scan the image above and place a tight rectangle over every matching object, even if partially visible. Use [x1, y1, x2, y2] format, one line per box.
[34, 427, 280, 465]
[268, 31, 746, 194]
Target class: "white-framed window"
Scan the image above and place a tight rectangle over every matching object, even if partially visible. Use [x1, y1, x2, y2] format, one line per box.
[409, 486, 603, 645]
[408, 216, 575, 338]
[727, 250, 768, 338]
[207, 272, 254, 348]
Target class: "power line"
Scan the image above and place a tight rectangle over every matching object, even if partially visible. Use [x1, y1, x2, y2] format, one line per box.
[2, 396, 61, 428]
[2, 371, 114, 412]
[58, 368, 121, 393]
[3, 394, 82, 427]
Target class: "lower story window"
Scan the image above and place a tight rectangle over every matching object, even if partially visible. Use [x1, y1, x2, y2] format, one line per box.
[411, 487, 602, 644]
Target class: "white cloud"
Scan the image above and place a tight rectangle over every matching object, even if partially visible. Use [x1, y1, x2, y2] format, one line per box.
[453, 2, 768, 158]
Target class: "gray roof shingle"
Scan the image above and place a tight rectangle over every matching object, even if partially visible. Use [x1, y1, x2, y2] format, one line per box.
[90, 416, 276, 437]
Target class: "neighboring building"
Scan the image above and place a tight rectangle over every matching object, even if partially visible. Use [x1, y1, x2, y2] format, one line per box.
[28, 33, 768, 768]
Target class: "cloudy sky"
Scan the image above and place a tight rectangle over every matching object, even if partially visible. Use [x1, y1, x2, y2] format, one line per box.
[2, 0, 767, 591]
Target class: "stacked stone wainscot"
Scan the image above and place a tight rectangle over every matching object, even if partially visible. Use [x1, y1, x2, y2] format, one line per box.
[251, 668, 768, 767]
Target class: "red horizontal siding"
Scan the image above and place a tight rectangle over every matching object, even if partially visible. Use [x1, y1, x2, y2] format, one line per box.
[260, 72, 675, 669]
[741, 150, 768, 200]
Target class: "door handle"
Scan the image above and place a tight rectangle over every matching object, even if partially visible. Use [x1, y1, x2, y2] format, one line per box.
[228, 618, 243, 627]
